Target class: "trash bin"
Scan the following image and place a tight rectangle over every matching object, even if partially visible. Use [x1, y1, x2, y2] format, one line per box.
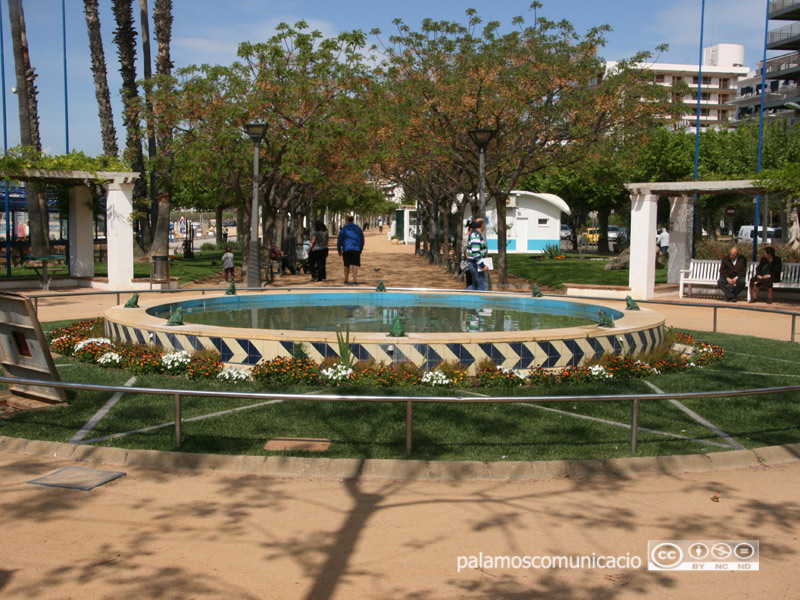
[150, 255, 170, 289]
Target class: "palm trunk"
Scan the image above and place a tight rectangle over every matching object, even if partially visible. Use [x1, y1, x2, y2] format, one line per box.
[84, 0, 118, 157]
[139, 0, 157, 239]
[149, 0, 173, 257]
[8, 0, 48, 256]
[112, 0, 149, 246]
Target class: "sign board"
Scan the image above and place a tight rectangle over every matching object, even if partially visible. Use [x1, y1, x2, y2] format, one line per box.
[0, 292, 66, 404]
[725, 206, 736, 217]
[178, 215, 187, 234]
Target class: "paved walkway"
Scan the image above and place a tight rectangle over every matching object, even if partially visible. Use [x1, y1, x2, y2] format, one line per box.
[3, 231, 800, 599]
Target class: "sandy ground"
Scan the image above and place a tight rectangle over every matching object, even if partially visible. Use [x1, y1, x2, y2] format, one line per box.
[4, 230, 800, 598]
[1, 452, 798, 600]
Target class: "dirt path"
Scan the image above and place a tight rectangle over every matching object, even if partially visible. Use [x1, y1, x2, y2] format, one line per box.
[1, 451, 797, 599]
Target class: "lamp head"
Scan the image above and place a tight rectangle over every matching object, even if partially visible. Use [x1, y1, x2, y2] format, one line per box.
[468, 128, 497, 150]
[244, 122, 268, 143]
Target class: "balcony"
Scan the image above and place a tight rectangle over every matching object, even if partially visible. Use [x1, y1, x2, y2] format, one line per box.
[768, 22, 800, 50]
[770, 0, 800, 20]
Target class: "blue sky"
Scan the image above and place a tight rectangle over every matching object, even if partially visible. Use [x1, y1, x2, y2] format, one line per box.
[1, 0, 772, 157]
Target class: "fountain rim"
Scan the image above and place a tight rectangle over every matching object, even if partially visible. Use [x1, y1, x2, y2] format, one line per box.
[104, 288, 665, 344]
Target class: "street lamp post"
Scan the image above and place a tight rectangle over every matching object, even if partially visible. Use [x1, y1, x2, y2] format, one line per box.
[244, 123, 267, 288]
[468, 128, 497, 220]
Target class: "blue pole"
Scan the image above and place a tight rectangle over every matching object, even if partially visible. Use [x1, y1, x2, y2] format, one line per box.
[62, 0, 69, 153]
[692, 0, 706, 258]
[754, 0, 770, 262]
[0, 6, 9, 277]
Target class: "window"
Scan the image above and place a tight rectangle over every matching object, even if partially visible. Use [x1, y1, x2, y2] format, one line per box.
[692, 76, 699, 84]
[719, 78, 729, 89]
[655, 74, 665, 83]
[701, 92, 711, 101]
[538, 218, 548, 226]
[700, 108, 710, 117]
[673, 76, 682, 82]
[702, 76, 711, 85]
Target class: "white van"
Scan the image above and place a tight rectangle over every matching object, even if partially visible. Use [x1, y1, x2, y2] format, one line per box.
[737, 225, 783, 244]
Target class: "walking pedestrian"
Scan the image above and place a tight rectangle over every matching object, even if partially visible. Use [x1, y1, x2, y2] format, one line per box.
[221, 246, 235, 282]
[466, 218, 489, 291]
[308, 221, 329, 282]
[338, 215, 365, 285]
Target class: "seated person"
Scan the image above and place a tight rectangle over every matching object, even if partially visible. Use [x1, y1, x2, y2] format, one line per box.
[749, 246, 782, 304]
[717, 246, 747, 302]
[270, 243, 296, 275]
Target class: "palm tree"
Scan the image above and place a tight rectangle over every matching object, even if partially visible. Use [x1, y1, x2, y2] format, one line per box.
[84, 0, 118, 157]
[139, 0, 157, 236]
[8, 0, 48, 256]
[150, 0, 173, 256]
[112, 0, 149, 246]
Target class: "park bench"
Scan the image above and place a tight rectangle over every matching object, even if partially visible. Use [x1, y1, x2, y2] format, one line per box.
[23, 255, 67, 290]
[747, 261, 800, 302]
[680, 258, 800, 301]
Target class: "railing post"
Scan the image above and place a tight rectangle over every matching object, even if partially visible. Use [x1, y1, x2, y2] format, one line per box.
[116, 292, 120, 305]
[406, 400, 413, 456]
[792, 314, 796, 343]
[174, 393, 182, 447]
[712, 306, 718, 333]
[630, 399, 639, 453]
[33, 296, 39, 315]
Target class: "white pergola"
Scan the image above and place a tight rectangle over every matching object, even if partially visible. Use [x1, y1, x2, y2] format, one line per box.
[6, 169, 141, 289]
[624, 180, 765, 299]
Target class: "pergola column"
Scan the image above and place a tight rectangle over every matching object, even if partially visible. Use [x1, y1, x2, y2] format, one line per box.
[668, 195, 695, 284]
[628, 193, 658, 299]
[67, 185, 95, 278]
[105, 181, 135, 289]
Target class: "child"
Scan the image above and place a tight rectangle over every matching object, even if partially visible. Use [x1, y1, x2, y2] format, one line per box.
[222, 246, 235, 281]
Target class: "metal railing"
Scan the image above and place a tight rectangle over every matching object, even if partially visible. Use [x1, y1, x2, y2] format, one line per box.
[3, 375, 800, 456]
[768, 22, 800, 45]
[770, 0, 800, 16]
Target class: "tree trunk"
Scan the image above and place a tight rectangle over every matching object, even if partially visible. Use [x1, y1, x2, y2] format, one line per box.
[149, 0, 174, 258]
[495, 194, 508, 284]
[150, 192, 171, 255]
[215, 205, 223, 246]
[8, 0, 48, 256]
[139, 0, 158, 239]
[598, 210, 610, 254]
[84, 0, 118, 157]
[112, 0, 149, 244]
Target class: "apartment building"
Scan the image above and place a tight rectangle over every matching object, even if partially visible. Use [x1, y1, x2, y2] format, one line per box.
[606, 44, 750, 131]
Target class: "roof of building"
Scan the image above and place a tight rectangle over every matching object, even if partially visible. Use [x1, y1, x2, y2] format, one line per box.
[511, 191, 571, 215]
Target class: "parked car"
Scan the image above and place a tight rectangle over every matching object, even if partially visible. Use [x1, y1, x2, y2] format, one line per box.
[560, 223, 571, 240]
[607, 225, 627, 246]
[737, 225, 783, 244]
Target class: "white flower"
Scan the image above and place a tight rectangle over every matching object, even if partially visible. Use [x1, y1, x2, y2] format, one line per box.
[217, 366, 250, 382]
[73, 337, 113, 352]
[513, 370, 527, 380]
[97, 351, 122, 366]
[589, 365, 613, 379]
[321, 363, 354, 384]
[50, 335, 70, 345]
[162, 350, 191, 371]
[421, 371, 452, 386]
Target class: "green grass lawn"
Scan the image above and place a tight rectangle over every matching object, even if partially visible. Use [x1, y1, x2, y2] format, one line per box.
[2, 330, 798, 461]
[1, 248, 240, 286]
[503, 254, 669, 290]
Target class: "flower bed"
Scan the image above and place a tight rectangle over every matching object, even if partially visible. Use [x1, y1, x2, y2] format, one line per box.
[48, 320, 725, 388]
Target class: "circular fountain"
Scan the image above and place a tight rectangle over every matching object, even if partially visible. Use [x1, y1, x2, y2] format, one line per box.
[104, 289, 665, 373]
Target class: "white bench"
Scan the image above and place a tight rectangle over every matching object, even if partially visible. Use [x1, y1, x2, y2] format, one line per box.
[679, 258, 800, 300]
[747, 261, 800, 302]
